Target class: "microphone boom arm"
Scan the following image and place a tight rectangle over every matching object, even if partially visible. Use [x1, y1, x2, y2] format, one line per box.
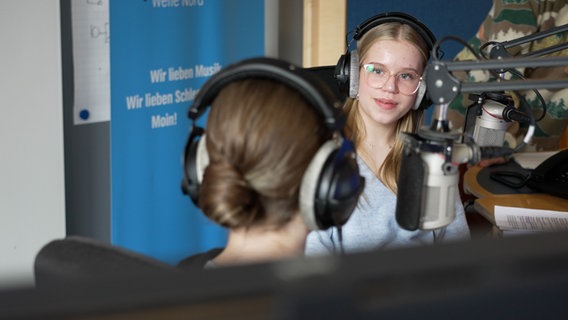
[426, 56, 568, 105]
[490, 23, 568, 59]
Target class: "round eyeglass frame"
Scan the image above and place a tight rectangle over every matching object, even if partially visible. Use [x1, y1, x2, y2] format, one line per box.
[361, 63, 422, 95]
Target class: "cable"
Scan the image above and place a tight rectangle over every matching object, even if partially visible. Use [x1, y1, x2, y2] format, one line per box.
[318, 227, 344, 255]
[432, 35, 481, 62]
[480, 40, 549, 122]
[337, 227, 345, 255]
[506, 68, 547, 122]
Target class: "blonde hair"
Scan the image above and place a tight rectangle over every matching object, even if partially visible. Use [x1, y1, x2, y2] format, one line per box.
[343, 22, 429, 193]
[198, 78, 327, 229]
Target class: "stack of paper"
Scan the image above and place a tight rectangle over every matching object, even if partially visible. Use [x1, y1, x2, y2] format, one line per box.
[494, 205, 568, 236]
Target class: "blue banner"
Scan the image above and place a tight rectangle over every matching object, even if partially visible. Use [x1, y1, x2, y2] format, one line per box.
[110, 0, 265, 264]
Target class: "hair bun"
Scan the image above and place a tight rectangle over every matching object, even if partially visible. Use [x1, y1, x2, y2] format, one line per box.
[199, 161, 262, 228]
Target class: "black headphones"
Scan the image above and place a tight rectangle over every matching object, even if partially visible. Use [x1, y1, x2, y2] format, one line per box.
[181, 57, 365, 231]
[335, 12, 436, 110]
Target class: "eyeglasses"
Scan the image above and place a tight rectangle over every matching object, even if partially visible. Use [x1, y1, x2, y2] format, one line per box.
[361, 63, 422, 95]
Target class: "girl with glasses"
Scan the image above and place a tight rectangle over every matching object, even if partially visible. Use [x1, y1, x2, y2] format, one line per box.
[306, 13, 471, 255]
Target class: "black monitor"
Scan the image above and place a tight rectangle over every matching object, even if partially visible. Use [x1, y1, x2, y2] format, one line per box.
[2, 231, 568, 319]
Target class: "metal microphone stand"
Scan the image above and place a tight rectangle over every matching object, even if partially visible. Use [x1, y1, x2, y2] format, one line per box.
[396, 26, 568, 230]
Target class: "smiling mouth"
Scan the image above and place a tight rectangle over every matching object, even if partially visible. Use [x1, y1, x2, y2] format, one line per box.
[375, 98, 397, 109]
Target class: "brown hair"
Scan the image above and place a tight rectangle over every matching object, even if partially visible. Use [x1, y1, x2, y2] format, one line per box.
[343, 22, 429, 193]
[198, 78, 327, 229]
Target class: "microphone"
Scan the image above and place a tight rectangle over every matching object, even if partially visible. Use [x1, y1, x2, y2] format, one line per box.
[472, 92, 529, 147]
[472, 98, 511, 147]
[396, 132, 480, 231]
[418, 142, 477, 230]
[395, 130, 517, 231]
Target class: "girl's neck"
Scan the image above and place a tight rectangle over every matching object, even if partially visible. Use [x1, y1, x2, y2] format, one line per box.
[362, 121, 396, 150]
[359, 124, 396, 173]
[213, 214, 308, 266]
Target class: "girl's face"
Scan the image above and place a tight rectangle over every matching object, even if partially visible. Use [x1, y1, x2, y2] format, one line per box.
[357, 39, 424, 128]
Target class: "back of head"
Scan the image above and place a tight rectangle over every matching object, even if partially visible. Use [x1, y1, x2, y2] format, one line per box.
[199, 78, 326, 229]
[182, 57, 364, 232]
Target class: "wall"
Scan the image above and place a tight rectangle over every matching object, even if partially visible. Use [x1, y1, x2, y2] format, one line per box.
[62, 0, 304, 245]
[346, 0, 493, 60]
[303, 0, 346, 67]
[0, 0, 66, 287]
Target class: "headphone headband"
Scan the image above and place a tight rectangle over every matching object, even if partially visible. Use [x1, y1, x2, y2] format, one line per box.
[353, 12, 435, 49]
[189, 57, 345, 131]
[336, 12, 436, 110]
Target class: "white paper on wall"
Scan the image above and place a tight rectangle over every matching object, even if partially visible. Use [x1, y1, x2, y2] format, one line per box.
[71, 0, 110, 125]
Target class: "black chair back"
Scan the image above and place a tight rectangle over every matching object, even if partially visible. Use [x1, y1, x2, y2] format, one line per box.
[34, 236, 178, 288]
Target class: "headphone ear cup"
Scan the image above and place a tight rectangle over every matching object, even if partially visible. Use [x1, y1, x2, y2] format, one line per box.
[334, 53, 350, 97]
[413, 81, 427, 110]
[348, 49, 360, 98]
[182, 134, 209, 205]
[299, 140, 363, 230]
[299, 140, 339, 231]
[195, 135, 209, 184]
[334, 50, 360, 99]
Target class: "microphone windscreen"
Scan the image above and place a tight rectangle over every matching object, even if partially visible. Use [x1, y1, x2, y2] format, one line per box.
[395, 147, 425, 231]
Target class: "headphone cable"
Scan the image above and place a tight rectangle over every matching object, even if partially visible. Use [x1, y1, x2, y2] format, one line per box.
[337, 227, 345, 255]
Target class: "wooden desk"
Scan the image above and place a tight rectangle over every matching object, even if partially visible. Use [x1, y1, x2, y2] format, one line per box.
[463, 165, 493, 199]
[463, 165, 568, 230]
